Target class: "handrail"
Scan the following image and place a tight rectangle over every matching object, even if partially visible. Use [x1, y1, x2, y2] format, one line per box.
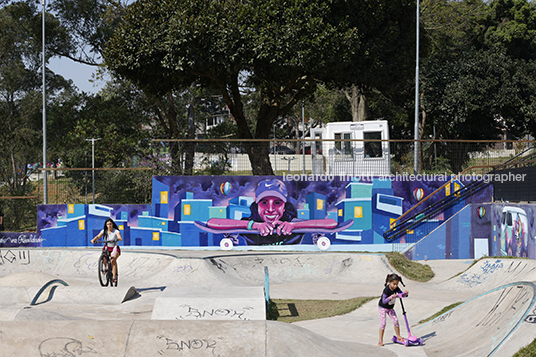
[385, 145, 536, 240]
[392, 147, 536, 228]
[385, 179, 489, 241]
[390, 165, 493, 228]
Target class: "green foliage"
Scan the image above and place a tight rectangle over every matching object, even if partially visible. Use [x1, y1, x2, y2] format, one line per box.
[104, 0, 417, 174]
[483, 0, 536, 60]
[95, 169, 153, 204]
[268, 296, 376, 323]
[385, 252, 435, 282]
[0, 1, 73, 199]
[513, 339, 536, 357]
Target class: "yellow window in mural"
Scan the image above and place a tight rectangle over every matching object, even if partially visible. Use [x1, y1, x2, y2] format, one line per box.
[160, 191, 168, 204]
[184, 204, 191, 216]
[354, 206, 363, 218]
[317, 199, 324, 210]
[153, 232, 160, 241]
[68, 204, 74, 214]
[338, 209, 343, 217]
[78, 220, 85, 230]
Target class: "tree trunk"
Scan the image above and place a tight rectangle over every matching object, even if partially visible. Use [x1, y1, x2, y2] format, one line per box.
[184, 97, 196, 175]
[247, 142, 274, 175]
[344, 85, 368, 122]
[417, 93, 426, 174]
[230, 98, 275, 175]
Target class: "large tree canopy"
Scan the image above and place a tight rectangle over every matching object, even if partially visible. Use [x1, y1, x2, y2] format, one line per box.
[416, 0, 536, 173]
[104, 0, 417, 174]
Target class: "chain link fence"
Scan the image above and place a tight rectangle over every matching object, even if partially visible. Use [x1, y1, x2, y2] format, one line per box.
[1, 139, 532, 232]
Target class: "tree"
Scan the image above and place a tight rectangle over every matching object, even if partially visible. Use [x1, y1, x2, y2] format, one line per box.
[0, 1, 72, 189]
[104, 0, 417, 175]
[0, 1, 73, 228]
[483, 0, 536, 60]
[417, 0, 536, 172]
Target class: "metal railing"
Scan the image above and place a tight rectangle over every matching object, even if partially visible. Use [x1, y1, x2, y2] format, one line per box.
[384, 144, 536, 249]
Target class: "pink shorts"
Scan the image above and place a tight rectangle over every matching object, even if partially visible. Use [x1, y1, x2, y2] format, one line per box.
[103, 246, 121, 256]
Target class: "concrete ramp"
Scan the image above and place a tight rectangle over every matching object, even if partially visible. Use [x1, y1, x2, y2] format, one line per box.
[1, 249, 399, 287]
[415, 282, 536, 356]
[0, 320, 395, 357]
[151, 286, 266, 321]
[0, 271, 58, 286]
[33, 285, 139, 305]
[0, 286, 36, 305]
[439, 258, 536, 293]
[206, 253, 394, 285]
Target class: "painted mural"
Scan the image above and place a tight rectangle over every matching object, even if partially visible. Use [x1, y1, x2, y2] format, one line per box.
[493, 203, 535, 259]
[31, 175, 494, 251]
[0, 232, 43, 248]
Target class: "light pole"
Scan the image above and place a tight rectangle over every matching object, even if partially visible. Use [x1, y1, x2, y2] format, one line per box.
[85, 138, 101, 204]
[302, 101, 305, 175]
[42, 0, 47, 204]
[414, 0, 420, 175]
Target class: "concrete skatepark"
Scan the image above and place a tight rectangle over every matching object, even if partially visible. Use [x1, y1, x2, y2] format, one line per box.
[1, 248, 536, 356]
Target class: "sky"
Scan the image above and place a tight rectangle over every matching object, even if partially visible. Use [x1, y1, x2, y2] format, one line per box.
[48, 57, 107, 94]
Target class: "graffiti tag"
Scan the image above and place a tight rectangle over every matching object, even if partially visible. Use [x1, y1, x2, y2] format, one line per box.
[0, 250, 31, 265]
[481, 260, 504, 274]
[157, 335, 222, 356]
[177, 305, 253, 321]
[38, 337, 96, 357]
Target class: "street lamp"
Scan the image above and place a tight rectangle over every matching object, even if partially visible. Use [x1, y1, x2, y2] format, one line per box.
[85, 138, 101, 204]
[42, 0, 47, 204]
[302, 101, 305, 175]
[414, 0, 420, 175]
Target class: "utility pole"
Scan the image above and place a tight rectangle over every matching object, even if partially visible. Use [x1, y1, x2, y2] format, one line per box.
[414, 0, 420, 175]
[42, 0, 47, 204]
[85, 138, 101, 204]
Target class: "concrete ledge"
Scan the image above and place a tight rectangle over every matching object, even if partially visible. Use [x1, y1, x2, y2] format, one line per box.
[151, 286, 266, 321]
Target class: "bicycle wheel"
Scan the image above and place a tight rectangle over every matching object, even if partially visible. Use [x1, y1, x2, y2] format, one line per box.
[107, 263, 114, 287]
[98, 254, 109, 287]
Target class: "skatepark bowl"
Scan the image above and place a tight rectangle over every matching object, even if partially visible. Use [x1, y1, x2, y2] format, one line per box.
[1, 248, 536, 356]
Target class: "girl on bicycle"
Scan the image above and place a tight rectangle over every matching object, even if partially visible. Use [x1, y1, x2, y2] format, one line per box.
[91, 218, 122, 284]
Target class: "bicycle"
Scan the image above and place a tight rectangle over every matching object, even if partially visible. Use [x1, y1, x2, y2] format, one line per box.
[94, 239, 118, 287]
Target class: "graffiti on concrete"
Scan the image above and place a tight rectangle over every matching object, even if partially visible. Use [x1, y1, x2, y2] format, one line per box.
[0, 250, 31, 266]
[458, 259, 504, 287]
[177, 305, 254, 321]
[156, 335, 223, 356]
[38, 337, 96, 357]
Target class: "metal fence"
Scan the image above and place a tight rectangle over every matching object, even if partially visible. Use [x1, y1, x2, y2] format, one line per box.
[149, 138, 533, 176]
[1, 139, 533, 232]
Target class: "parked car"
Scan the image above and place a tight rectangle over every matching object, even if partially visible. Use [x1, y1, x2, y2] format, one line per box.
[270, 145, 296, 155]
[299, 146, 322, 155]
[299, 146, 312, 154]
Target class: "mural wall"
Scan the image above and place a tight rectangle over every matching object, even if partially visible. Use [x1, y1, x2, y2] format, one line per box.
[27, 175, 495, 253]
[405, 202, 536, 261]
